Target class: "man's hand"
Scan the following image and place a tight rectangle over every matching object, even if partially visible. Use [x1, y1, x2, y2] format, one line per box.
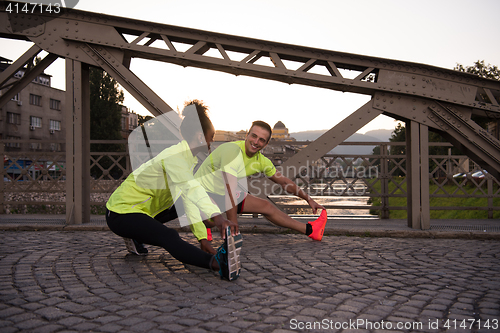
[211, 214, 239, 239]
[308, 198, 325, 215]
[199, 239, 216, 254]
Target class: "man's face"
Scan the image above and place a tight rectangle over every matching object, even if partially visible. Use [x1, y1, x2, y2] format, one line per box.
[245, 125, 270, 157]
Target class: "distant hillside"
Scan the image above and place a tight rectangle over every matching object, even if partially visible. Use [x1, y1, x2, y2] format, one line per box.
[289, 129, 393, 155]
[363, 129, 393, 142]
[290, 129, 392, 142]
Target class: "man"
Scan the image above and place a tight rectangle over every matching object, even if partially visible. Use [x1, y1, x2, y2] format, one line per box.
[194, 120, 328, 254]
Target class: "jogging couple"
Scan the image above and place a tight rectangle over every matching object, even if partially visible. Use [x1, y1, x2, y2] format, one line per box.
[105, 100, 328, 281]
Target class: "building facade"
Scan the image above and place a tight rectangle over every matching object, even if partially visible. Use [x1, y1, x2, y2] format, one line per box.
[121, 106, 138, 139]
[271, 121, 292, 140]
[1, 57, 66, 153]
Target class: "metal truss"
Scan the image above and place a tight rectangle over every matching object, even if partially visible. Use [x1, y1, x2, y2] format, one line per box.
[1, 2, 500, 227]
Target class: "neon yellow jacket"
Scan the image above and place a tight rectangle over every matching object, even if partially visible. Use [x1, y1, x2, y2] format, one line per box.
[195, 140, 276, 196]
[106, 140, 220, 240]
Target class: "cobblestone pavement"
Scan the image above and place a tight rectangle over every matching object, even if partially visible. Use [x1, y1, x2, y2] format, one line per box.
[0, 231, 499, 333]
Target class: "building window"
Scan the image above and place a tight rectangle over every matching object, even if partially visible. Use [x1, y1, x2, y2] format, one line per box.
[29, 94, 42, 106]
[30, 116, 42, 128]
[50, 143, 61, 151]
[6, 136, 21, 148]
[11, 93, 20, 101]
[50, 120, 61, 131]
[7, 112, 21, 125]
[50, 99, 61, 110]
[30, 142, 42, 150]
[121, 117, 126, 130]
[35, 76, 50, 86]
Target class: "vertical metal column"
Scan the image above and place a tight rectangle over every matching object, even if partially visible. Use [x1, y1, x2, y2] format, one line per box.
[420, 125, 430, 230]
[407, 121, 419, 228]
[0, 143, 4, 214]
[406, 121, 430, 229]
[65, 59, 91, 224]
[380, 143, 389, 219]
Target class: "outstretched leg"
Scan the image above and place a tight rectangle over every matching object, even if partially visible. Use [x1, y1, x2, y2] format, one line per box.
[241, 194, 327, 240]
[241, 195, 307, 233]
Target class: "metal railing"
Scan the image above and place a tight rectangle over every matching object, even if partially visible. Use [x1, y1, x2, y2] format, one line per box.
[1, 140, 499, 219]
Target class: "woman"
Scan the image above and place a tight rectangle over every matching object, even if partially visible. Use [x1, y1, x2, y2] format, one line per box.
[106, 100, 238, 278]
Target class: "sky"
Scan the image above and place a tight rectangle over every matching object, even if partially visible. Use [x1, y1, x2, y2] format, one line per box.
[1, 0, 499, 134]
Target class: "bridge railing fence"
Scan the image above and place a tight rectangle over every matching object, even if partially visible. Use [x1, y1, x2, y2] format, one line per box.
[1, 140, 498, 219]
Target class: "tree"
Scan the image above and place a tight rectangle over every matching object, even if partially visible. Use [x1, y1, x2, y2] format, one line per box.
[89, 68, 125, 179]
[90, 68, 124, 141]
[138, 114, 153, 126]
[454, 60, 500, 81]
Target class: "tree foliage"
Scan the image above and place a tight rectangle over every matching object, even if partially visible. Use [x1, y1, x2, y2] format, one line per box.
[89, 68, 125, 179]
[90, 68, 124, 141]
[454, 60, 500, 81]
[138, 114, 153, 126]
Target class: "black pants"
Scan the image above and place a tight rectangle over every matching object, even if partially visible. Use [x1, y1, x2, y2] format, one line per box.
[106, 205, 213, 269]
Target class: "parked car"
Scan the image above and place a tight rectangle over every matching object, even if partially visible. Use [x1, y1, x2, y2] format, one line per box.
[452, 170, 488, 181]
[452, 172, 467, 178]
[471, 170, 488, 179]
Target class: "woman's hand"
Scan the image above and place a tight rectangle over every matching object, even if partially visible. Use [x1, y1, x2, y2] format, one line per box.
[199, 239, 216, 254]
[211, 214, 239, 239]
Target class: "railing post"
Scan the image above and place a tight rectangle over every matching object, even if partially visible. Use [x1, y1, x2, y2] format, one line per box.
[65, 59, 91, 225]
[407, 121, 420, 228]
[380, 144, 389, 219]
[488, 177, 493, 219]
[0, 142, 4, 214]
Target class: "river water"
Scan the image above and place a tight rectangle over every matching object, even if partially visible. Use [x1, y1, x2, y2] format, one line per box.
[269, 195, 376, 217]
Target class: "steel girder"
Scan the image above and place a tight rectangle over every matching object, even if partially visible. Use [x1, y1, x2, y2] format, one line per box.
[1, 4, 499, 114]
[1, 3, 500, 226]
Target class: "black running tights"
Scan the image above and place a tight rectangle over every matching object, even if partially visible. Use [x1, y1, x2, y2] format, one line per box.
[106, 209, 213, 269]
